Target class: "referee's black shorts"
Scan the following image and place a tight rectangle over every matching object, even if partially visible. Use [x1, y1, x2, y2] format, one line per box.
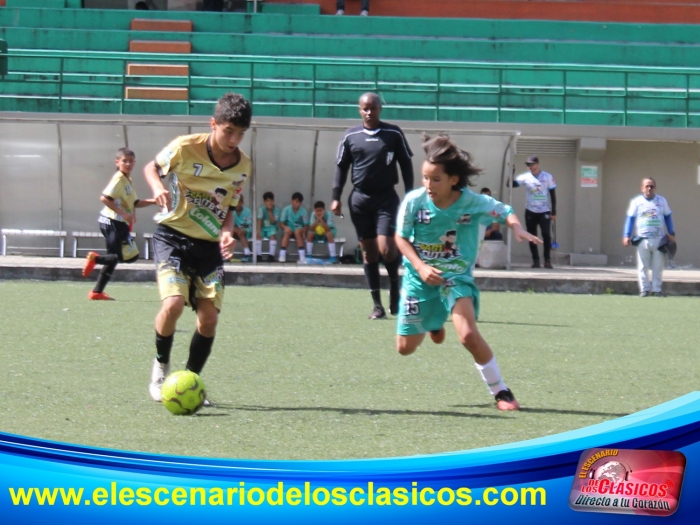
[348, 189, 400, 241]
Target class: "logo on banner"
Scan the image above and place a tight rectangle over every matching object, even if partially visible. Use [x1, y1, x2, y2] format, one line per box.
[569, 448, 686, 517]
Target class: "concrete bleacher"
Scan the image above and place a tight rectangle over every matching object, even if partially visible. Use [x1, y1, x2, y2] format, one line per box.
[3, 7, 700, 126]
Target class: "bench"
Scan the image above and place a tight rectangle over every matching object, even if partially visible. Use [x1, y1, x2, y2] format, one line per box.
[285, 237, 346, 261]
[1, 229, 67, 257]
[72, 231, 137, 258]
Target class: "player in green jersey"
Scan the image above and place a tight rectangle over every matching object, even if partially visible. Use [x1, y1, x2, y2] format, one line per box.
[395, 133, 542, 411]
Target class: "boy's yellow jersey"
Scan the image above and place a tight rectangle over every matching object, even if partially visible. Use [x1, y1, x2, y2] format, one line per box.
[100, 171, 137, 223]
[154, 133, 252, 241]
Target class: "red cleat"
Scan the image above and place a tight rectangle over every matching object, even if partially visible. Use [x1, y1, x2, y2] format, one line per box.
[495, 389, 520, 411]
[429, 327, 446, 344]
[88, 291, 114, 301]
[82, 252, 99, 278]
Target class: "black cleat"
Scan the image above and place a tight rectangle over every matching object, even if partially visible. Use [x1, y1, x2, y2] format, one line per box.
[495, 388, 520, 411]
[531, 261, 541, 269]
[368, 305, 387, 320]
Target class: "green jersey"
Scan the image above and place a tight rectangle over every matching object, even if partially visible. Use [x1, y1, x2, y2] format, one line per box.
[397, 187, 513, 298]
[234, 205, 252, 230]
[281, 204, 309, 230]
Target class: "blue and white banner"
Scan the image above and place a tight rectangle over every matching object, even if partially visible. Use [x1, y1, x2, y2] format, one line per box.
[2, 393, 699, 524]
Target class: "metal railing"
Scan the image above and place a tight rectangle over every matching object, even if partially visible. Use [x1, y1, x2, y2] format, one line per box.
[2, 49, 700, 126]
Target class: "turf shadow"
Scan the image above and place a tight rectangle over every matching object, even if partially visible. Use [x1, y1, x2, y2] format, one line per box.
[452, 404, 629, 417]
[207, 404, 510, 419]
[479, 320, 570, 328]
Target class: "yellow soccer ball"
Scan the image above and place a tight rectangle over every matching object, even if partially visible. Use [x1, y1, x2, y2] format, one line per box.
[315, 225, 326, 236]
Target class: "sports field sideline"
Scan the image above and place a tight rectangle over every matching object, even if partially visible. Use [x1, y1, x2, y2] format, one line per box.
[2, 254, 700, 295]
[1, 277, 697, 460]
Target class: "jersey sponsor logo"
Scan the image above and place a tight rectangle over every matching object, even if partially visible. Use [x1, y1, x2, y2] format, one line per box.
[386, 151, 394, 165]
[189, 207, 221, 238]
[432, 259, 469, 274]
[185, 190, 228, 220]
[365, 138, 379, 142]
[457, 213, 471, 224]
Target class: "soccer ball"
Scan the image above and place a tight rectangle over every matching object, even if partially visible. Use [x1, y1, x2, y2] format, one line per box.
[315, 225, 326, 236]
[161, 370, 206, 415]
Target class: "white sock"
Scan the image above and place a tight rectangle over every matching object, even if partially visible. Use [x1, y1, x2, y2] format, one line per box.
[243, 247, 251, 256]
[306, 242, 313, 254]
[298, 249, 306, 262]
[255, 240, 262, 255]
[269, 240, 277, 255]
[475, 356, 507, 395]
[329, 242, 336, 257]
[279, 249, 286, 258]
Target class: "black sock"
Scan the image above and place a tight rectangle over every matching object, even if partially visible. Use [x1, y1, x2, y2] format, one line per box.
[364, 261, 382, 307]
[93, 254, 119, 293]
[186, 331, 214, 375]
[384, 256, 401, 282]
[155, 332, 174, 364]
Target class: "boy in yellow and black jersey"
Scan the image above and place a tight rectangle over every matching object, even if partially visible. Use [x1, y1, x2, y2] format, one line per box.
[82, 148, 156, 300]
[144, 92, 253, 403]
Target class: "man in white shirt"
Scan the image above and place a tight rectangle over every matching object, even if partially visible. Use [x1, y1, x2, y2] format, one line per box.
[511, 156, 557, 268]
[623, 178, 675, 297]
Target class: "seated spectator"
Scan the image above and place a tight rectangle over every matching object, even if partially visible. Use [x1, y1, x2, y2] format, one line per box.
[337, 0, 369, 16]
[257, 191, 280, 261]
[306, 201, 339, 263]
[481, 188, 503, 241]
[233, 194, 252, 262]
[279, 192, 309, 263]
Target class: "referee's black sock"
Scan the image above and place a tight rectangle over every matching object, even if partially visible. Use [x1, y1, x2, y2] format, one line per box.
[93, 254, 119, 293]
[383, 256, 401, 282]
[155, 332, 174, 364]
[187, 331, 215, 375]
[364, 261, 382, 307]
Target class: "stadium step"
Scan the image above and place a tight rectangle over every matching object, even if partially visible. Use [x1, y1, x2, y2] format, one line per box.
[128, 40, 192, 54]
[127, 64, 190, 77]
[124, 87, 189, 100]
[129, 19, 193, 33]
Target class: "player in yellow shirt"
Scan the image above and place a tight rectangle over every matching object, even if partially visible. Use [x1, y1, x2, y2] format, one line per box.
[143, 93, 253, 403]
[82, 148, 156, 300]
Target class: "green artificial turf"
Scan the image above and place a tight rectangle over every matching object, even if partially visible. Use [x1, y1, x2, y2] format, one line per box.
[0, 280, 696, 460]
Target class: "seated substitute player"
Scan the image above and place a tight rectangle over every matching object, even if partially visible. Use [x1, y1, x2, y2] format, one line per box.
[82, 147, 156, 300]
[143, 92, 252, 402]
[256, 191, 280, 261]
[233, 194, 253, 262]
[480, 187, 503, 241]
[306, 200, 338, 263]
[395, 133, 542, 411]
[278, 192, 309, 263]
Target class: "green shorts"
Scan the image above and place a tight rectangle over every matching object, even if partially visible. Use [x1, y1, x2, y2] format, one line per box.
[260, 226, 278, 239]
[396, 281, 480, 336]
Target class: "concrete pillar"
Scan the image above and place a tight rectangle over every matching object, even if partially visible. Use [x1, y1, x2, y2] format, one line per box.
[571, 138, 607, 265]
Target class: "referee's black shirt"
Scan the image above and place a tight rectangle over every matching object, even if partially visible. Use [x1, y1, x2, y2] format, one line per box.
[332, 122, 414, 201]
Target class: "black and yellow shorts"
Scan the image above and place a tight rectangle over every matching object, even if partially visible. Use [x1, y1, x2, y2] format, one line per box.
[152, 225, 225, 311]
[99, 216, 139, 262]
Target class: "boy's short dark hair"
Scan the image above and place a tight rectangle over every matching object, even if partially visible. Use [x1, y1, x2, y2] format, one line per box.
[116, 147, 135, 159]
[263, 191, 275, 201]
[314, 201, 326, 209]
[214, 92, 252, 130]
[292, 192, 304, 202]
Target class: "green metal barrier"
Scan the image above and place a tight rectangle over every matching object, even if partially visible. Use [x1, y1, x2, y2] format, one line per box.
[2, 49, 700, 127]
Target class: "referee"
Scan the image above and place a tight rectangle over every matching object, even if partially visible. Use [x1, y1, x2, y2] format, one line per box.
[331, 93, 414, 319]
